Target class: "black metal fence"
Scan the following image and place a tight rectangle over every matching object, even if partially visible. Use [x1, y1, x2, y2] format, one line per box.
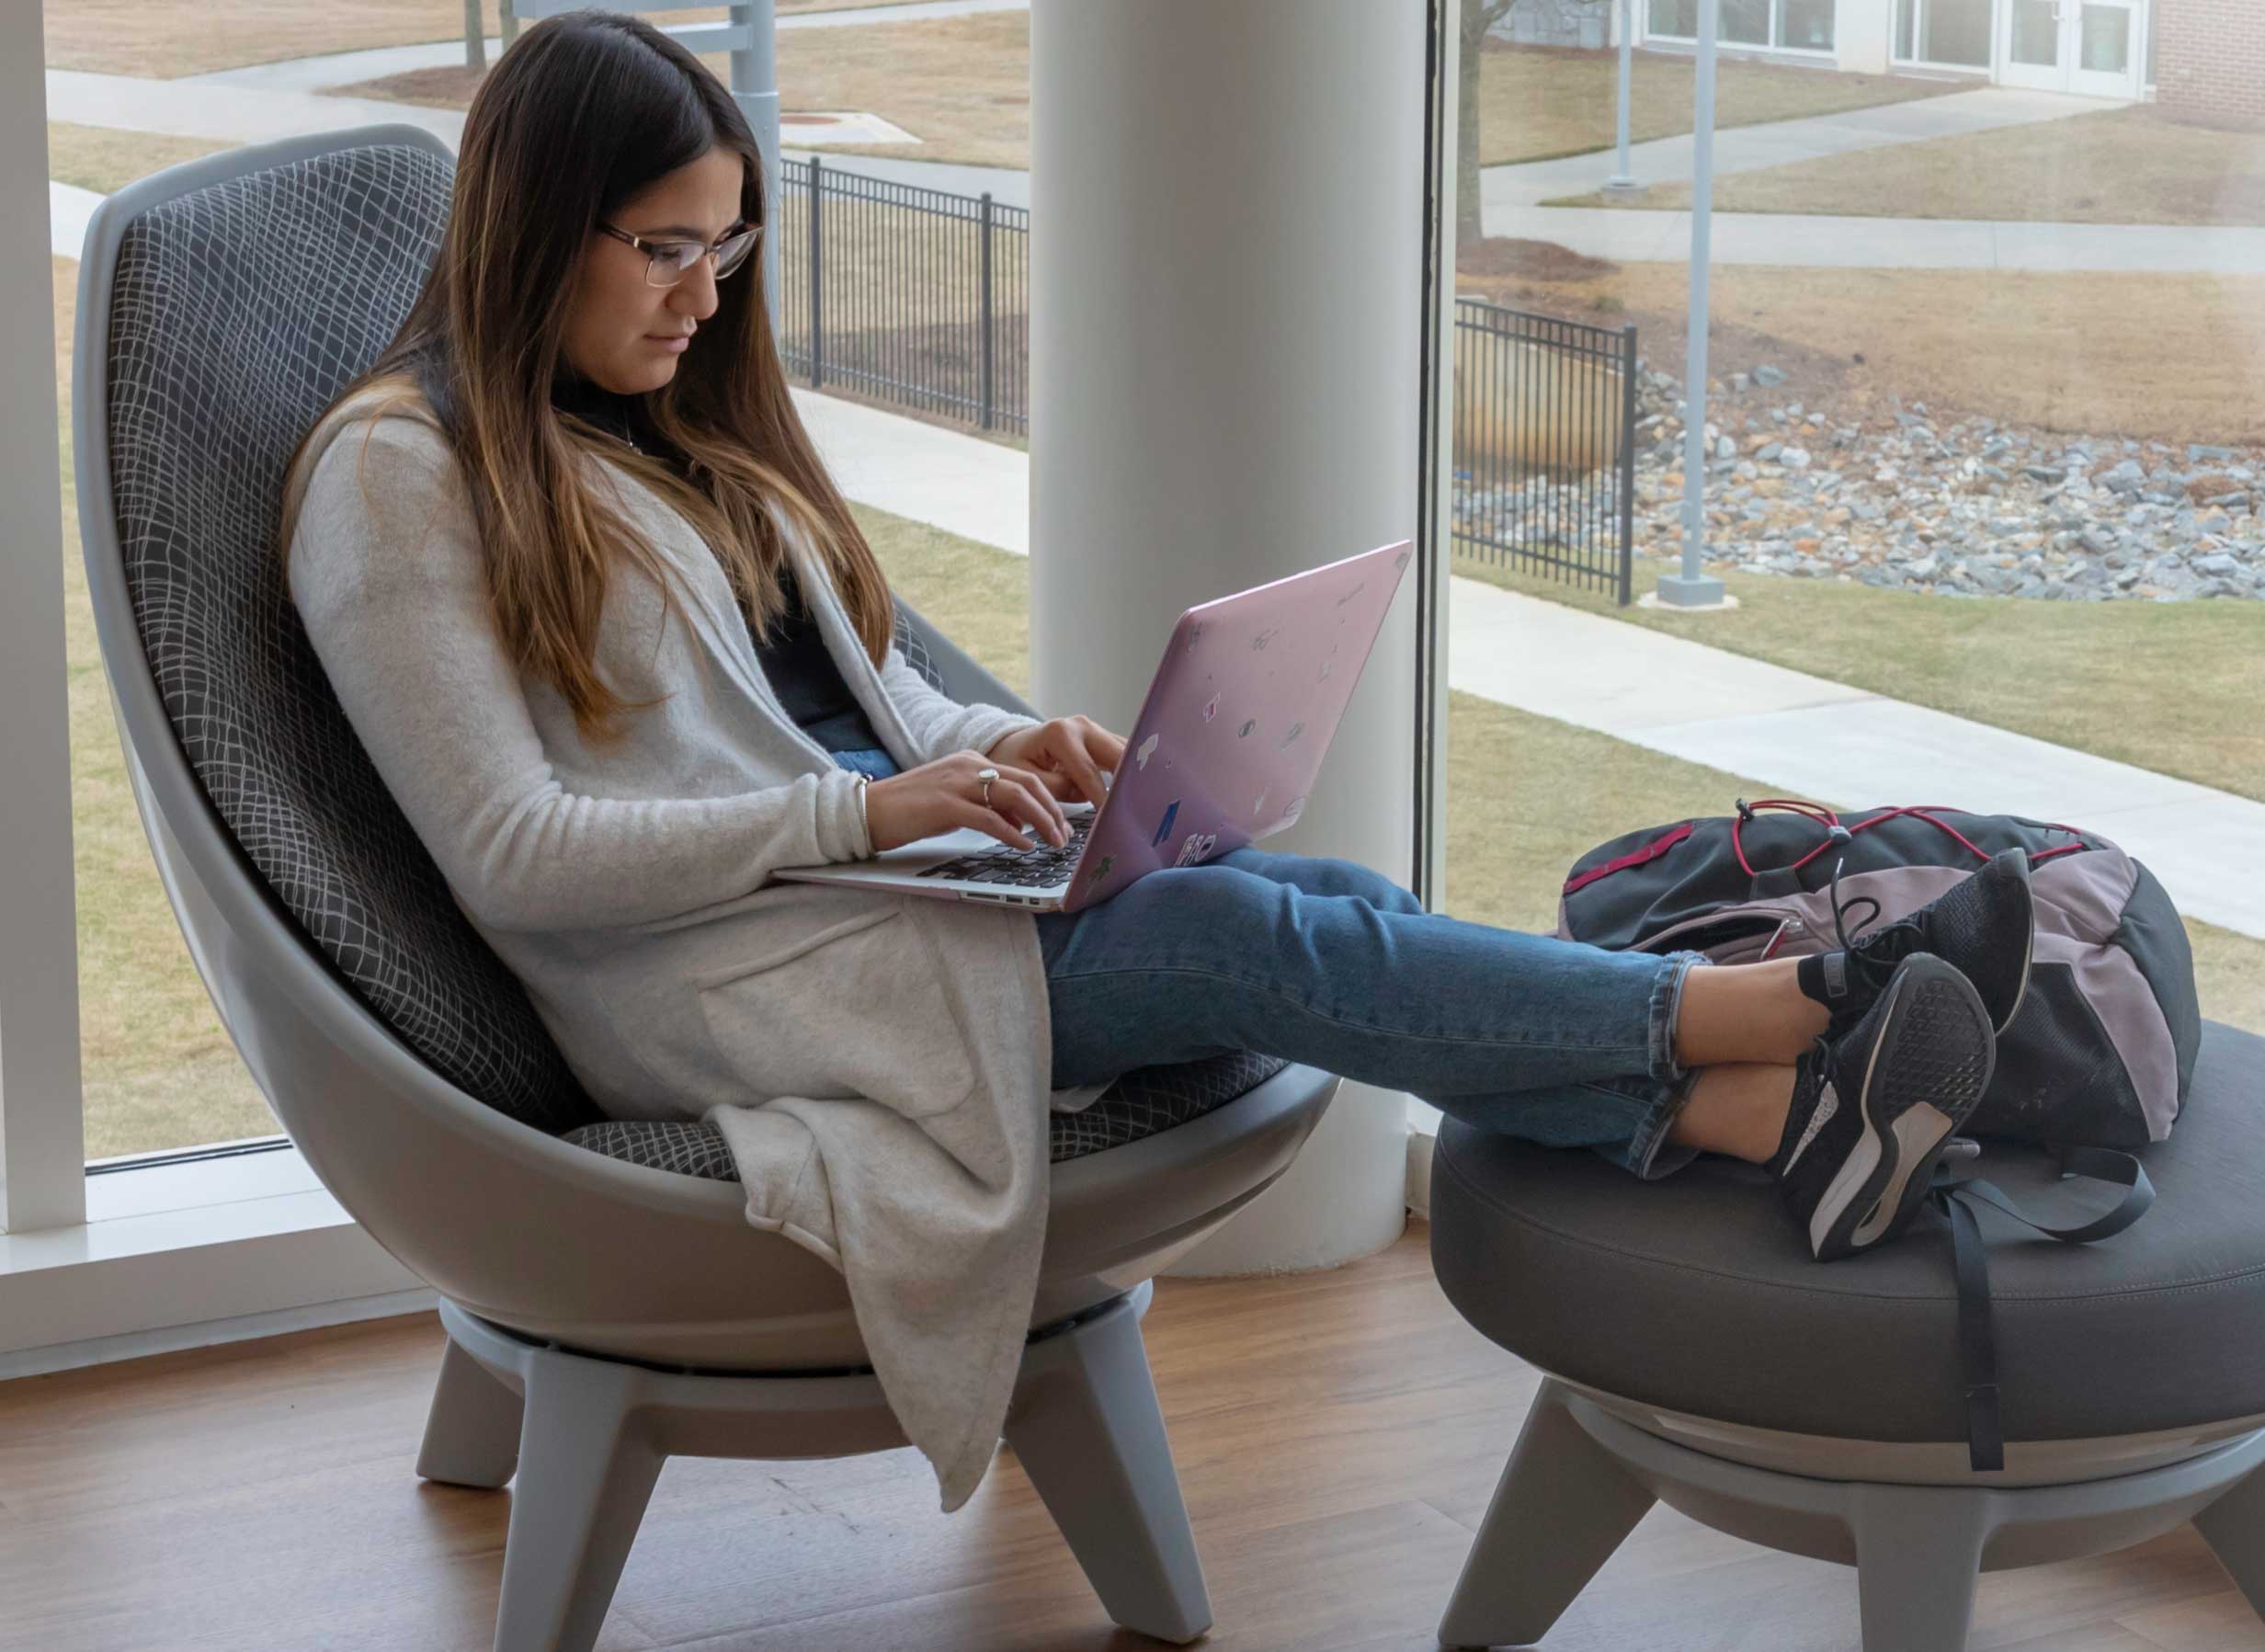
[776, 155, 1030, 436]
[1450, 300, 1637, 605]
[772, 166, 1634, 602]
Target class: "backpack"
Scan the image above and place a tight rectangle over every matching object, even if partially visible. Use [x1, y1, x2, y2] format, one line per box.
[1555, 801, 2202, 1150]
[1557, 800, 2191, 1470]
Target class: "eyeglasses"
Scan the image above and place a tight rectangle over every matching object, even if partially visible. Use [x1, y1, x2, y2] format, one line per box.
[596, 221, 761, 288]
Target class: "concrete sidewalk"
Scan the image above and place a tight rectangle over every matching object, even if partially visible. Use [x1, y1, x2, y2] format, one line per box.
[1482, 86, 2265, 274]
[791, 389, 2265, 940]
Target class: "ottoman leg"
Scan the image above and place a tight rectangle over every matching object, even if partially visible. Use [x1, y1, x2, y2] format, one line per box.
[1436, 1379, 1656, 1649]
[2194, 1464, 2265, 1624]
[1850, 1484, 1996, 1652]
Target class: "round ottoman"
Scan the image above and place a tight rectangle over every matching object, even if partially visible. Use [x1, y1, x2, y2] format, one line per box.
[1426, 1019, 2265, 1652]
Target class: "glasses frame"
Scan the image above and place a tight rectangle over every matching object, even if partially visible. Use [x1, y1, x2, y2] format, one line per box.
[596, 220, 763, 288]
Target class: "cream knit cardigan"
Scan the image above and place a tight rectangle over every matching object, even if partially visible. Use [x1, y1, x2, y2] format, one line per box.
[289, 393, 1107, 1510]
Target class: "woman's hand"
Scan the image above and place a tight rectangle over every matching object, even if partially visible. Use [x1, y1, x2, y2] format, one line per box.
[864, 749, 1073, 854]
[984, 716, 1127, 809]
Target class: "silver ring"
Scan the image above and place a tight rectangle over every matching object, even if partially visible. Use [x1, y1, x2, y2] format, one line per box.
[977, 766, 999, 808]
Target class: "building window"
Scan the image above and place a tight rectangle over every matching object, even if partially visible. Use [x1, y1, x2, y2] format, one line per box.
[1896, 0, 1994, 66]
[1648, 0, 1836, 51]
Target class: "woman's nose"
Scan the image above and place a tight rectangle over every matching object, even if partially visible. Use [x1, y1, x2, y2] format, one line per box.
[670, 260, 721, 323]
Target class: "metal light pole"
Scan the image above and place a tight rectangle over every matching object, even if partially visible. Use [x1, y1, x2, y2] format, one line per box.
[729, 1, 782, 341]
[1605, 0, 1637, 192]
[1656, 0, 1725, 608]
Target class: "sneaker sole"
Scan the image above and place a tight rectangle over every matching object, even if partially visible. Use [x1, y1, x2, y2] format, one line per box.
[1808, 954, 1997, 1262]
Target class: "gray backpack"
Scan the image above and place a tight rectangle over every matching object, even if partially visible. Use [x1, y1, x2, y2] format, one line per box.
[1556, 801, 2201, 1150]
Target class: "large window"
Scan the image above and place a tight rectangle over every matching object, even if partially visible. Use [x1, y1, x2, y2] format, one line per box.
[1442, 0, 2265, 1080]
[28, 0, 1034, 1174]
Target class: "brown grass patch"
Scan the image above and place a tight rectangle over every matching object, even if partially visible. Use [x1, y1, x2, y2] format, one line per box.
[1478, 43, 1962, 167]
[1555, 104, 2265, 227]
[1457, 249, 2265, 447]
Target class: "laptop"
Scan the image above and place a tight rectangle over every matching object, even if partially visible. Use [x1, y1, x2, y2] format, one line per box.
[772, 538, 1414, 915]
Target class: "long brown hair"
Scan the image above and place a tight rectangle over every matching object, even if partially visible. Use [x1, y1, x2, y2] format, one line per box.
[279, 10, 894, 745]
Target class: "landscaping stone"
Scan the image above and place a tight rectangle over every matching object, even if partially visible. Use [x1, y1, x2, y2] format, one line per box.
[1584, 363, 2265, 605]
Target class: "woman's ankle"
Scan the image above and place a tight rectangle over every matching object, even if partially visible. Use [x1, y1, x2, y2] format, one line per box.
[1667, 1064, 1798, 1164]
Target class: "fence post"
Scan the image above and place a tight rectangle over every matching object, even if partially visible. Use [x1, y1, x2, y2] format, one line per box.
[978, 192, 996, 432]
[1617, 323, 1637, 607]
[808, 154, 825, 391]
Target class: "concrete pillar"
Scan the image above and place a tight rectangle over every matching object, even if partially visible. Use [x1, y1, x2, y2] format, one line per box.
[1030, 0, 1425, 1273]
[1838, 0, 1895, 73]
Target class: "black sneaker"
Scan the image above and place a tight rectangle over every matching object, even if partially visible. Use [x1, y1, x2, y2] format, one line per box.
[1807, 846, 2034, 1038]
[1770, 952, 1997, 1262]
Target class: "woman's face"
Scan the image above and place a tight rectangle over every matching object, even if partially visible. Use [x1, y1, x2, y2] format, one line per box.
[562, 145, 747, 394]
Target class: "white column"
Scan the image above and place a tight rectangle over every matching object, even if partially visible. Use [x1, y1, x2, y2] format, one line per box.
[0, 0, 89, 1233]
[1838, 0, 1895, 73]
[1030, 0, 1425, 1273]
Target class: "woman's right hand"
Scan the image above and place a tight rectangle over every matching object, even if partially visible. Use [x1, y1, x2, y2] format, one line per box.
[863, 749, 1071, 855]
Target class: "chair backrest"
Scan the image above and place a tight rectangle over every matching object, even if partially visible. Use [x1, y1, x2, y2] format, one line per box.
[79, 129, 605, 1135]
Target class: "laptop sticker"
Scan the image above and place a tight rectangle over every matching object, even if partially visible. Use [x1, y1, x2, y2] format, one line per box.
[1136, 733, 1159, 769]
[1087, 853, 1115, 887]
[1318, 661, 1332, 681]
[1277, 721, 1304, 750]
[1152, 800, 1180, 847]
[1203, 693, 1220, 723]
[1188, 621, 1203, 649]
[1255, 788, 1269, 815]
[1174, 831, 1218, 869]
[1285, 793, 1307, 821]
[1252, 626, 1280, 651]
[1238, 718, 1257, 738]
[1394, 547, 1411, 571]
[1336, 581, 1366, 607]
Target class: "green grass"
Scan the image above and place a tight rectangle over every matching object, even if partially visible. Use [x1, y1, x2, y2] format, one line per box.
[1458, 556, 2265, 806]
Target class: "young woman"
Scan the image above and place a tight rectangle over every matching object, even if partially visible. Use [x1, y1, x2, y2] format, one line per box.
[280, 11, 2031, 1270]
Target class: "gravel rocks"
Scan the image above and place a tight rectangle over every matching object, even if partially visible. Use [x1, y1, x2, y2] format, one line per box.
[1610, 364, 2265, 602]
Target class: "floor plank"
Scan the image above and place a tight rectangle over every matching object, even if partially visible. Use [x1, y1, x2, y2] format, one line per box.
[0, 1225, 2254, 1651]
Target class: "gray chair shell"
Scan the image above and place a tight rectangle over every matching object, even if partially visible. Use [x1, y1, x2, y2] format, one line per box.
[73, 126, 1338, 1647]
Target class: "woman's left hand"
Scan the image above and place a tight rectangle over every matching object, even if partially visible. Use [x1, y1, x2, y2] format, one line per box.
[985, 715, 1126, 807]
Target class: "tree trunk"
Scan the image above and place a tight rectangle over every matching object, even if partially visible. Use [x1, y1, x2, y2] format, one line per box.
[1457, 0, 1514, 259]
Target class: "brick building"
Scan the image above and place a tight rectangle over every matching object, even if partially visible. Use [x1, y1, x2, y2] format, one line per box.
[2152, 0, 2265, 124]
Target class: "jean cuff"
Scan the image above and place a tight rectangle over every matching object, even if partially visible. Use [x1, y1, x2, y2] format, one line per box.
[1624, 1076, 1704, 1181]
[1646, 949, 1708, 1088]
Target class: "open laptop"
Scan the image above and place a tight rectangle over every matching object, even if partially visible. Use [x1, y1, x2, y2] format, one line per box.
[772, 538, 1414, 915]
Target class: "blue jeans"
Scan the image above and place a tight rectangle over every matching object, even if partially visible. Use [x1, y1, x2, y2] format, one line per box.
[830, 748, 1702, 1179]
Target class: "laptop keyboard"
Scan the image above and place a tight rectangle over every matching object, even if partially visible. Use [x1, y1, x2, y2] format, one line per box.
[916, 814, 1096, 886]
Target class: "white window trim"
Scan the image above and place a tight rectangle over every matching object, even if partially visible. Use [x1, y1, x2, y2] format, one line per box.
[0, 1143, 430, 1377]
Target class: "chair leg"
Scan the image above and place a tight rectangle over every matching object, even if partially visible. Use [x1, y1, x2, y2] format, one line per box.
[492, 1351, 666, 1652]
[2194, 1464, 2265, 1625]
[1003, 1295, 1212, 1645]
[1435, 1379, 1657, 1650]
[417, 1336, 524, 1489]
[1850, 1483, 1995, 1652]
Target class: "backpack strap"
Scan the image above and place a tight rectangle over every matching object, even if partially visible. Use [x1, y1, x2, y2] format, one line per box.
[1926, 1146, 2156, 1473]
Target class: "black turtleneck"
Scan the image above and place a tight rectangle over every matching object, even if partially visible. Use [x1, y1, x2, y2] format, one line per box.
[550, 373, 886, 758]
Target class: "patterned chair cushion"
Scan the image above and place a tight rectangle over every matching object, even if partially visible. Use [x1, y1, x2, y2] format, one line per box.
[563, 1050, 1292, 1175]
[102, 133, 1296, 1177]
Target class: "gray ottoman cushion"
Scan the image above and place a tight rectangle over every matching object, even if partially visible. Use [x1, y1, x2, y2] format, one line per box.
[1429, 1020, 2265, 1444]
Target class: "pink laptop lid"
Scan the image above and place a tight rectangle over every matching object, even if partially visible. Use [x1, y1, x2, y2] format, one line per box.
[1060, 539, 1414, 914]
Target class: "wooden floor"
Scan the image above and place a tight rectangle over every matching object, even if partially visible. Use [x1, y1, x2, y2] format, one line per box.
[0, 1224, 2258, 1652]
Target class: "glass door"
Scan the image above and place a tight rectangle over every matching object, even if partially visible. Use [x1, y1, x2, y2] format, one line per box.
[2003, 0, 2143, 97]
